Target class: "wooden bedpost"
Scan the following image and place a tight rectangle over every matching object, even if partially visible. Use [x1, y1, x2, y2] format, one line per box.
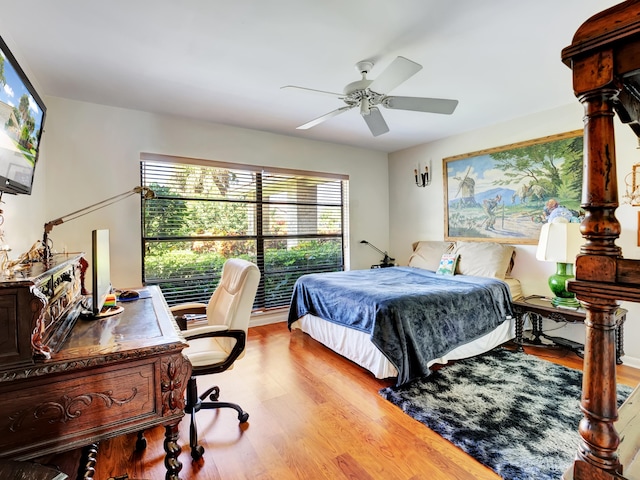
[567, 62, 623, 480]
[561, 1, 640, 478]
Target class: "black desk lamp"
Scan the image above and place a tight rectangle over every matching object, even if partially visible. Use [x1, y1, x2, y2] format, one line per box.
[360, 240, 395, 267]
[42, 186, 155, 262]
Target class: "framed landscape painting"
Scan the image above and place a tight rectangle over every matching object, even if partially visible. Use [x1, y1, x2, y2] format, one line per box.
[443, 130, 583, 244]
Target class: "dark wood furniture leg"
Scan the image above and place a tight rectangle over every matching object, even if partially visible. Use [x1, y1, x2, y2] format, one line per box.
[514, 308, 524, 352]
[163, 423, 183, 480]
[530, 313, 543, 345]
[513, 308, 543, 350]
[77, 443, 98, 480]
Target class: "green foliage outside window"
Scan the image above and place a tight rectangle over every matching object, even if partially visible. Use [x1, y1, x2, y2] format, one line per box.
[141, 161, 346, 309]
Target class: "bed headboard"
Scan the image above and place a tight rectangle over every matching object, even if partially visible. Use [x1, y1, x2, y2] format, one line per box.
[409, 240, 515, 280]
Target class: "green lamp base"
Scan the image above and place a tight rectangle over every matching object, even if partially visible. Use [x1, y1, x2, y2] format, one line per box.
[548, 262, 580, 308]
[551, 296, 581, 308]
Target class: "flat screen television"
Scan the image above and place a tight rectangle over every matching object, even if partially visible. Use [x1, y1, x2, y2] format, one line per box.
[0, 35, 46, 195]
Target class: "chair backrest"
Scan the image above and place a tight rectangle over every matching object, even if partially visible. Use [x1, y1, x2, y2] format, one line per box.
[206, 259, 260, 353]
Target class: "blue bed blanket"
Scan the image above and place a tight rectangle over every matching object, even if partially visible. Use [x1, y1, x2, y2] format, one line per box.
[287, 267, 513, 385]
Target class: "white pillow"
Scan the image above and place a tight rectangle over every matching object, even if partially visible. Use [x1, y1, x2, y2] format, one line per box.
[453, 241, 515, 279]
[408, 241, 455, 271]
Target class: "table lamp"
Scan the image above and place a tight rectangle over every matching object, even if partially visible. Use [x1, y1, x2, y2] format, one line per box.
[535, 218, 582, 307]
[360, 240, 395, 267]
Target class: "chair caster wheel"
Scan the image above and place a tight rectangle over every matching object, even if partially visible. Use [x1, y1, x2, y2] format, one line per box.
[191, 445, 205, 460]
[239, 412, 249, 423]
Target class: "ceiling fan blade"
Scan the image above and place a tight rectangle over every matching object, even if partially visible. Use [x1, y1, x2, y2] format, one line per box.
[297, 105, 355, 130]
[362, 107, 389, 137]
[368, 56, 422, 94]
[281, 85, 345, 98]
[383, 96, 459, 114]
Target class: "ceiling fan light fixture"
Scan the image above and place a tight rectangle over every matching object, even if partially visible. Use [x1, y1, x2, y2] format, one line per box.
[360, 97, 371, 116]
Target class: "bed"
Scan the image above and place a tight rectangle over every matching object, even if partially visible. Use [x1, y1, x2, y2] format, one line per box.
[288, 240, 522, 385]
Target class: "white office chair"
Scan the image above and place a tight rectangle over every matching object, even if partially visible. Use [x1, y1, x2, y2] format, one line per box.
[171, 258, 260, 460]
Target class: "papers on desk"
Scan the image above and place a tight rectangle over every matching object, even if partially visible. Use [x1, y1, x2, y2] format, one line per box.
[136, 288, 152, 299]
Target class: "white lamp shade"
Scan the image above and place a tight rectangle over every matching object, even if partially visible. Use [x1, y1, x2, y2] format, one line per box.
[536, 220, 582, 263]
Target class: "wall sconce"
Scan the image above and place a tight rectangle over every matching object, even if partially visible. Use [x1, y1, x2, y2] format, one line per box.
[414, 160, 432, 187]
[622, 162, 640, 206]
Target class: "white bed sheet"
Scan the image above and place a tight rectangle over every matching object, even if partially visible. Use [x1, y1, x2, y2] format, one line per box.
[290, 277, 522, 380]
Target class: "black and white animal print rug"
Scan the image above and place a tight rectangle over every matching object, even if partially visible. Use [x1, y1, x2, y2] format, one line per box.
[379, 348, 632, 480]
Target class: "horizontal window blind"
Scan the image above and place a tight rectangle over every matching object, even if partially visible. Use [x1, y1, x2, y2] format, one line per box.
[140, 155, 348, 309]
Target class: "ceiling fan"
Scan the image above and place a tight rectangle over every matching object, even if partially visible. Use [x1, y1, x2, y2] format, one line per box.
[282, 56, 458, 137]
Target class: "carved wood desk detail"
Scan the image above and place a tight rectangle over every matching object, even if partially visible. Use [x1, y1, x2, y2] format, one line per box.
[0, 278, 191, 480]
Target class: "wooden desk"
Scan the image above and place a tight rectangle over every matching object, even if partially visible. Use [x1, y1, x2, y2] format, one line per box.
[0, 286, 191, 480]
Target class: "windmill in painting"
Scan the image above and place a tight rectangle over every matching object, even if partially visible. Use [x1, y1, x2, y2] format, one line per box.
[452, 167, 478, 208]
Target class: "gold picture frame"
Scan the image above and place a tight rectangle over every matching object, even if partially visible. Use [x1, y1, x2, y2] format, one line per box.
[631, 163, 640, 206]
[443, 130, 584, 244]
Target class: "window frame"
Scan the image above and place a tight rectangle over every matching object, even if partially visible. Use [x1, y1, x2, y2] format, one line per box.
[139, 153, 349, 310]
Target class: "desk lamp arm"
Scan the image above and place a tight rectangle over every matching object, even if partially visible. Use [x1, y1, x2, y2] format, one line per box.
[360, 240, 395, 266]
[42, 187, 155, 261]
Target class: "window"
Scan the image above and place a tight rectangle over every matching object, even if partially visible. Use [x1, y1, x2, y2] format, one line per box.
[140, 153, 349, 310]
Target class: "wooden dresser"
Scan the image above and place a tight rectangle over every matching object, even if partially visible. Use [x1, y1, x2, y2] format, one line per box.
[0, 256, 191, 480]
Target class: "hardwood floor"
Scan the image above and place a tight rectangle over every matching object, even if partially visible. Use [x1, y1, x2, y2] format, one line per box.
[45, 322, 640, 480]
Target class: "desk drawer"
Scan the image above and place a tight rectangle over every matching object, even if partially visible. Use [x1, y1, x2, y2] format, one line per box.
[0, 358, 159, 456]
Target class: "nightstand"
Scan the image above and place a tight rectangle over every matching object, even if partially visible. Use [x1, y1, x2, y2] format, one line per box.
[512, 295, 626, 364]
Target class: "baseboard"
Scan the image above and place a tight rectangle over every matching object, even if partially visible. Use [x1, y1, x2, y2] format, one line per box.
[249, 308, 288, 327]
[532, 321, 640, 371]
[621, 355, 640, 370]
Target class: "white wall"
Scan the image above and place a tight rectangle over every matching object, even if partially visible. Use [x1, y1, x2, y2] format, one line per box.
[389, 103, 640, 365]
[2, 96, 389, 289]
[5, 93, 638, 363]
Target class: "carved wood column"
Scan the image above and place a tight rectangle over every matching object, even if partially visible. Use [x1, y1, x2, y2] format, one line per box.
[573, 297, 621, 477]
[561, 2, 640, 478]
[576, 88, 621, 257]
[569, 87, 623, 478]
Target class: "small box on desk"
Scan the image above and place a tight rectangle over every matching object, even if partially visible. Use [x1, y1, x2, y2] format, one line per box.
[103, 293, 117, 307]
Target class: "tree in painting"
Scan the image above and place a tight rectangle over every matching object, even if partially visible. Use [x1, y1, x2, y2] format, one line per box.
[491, 136, 582, 205]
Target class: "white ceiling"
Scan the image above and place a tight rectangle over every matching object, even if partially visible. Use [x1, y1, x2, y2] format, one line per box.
[0, 1, 620, 153]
